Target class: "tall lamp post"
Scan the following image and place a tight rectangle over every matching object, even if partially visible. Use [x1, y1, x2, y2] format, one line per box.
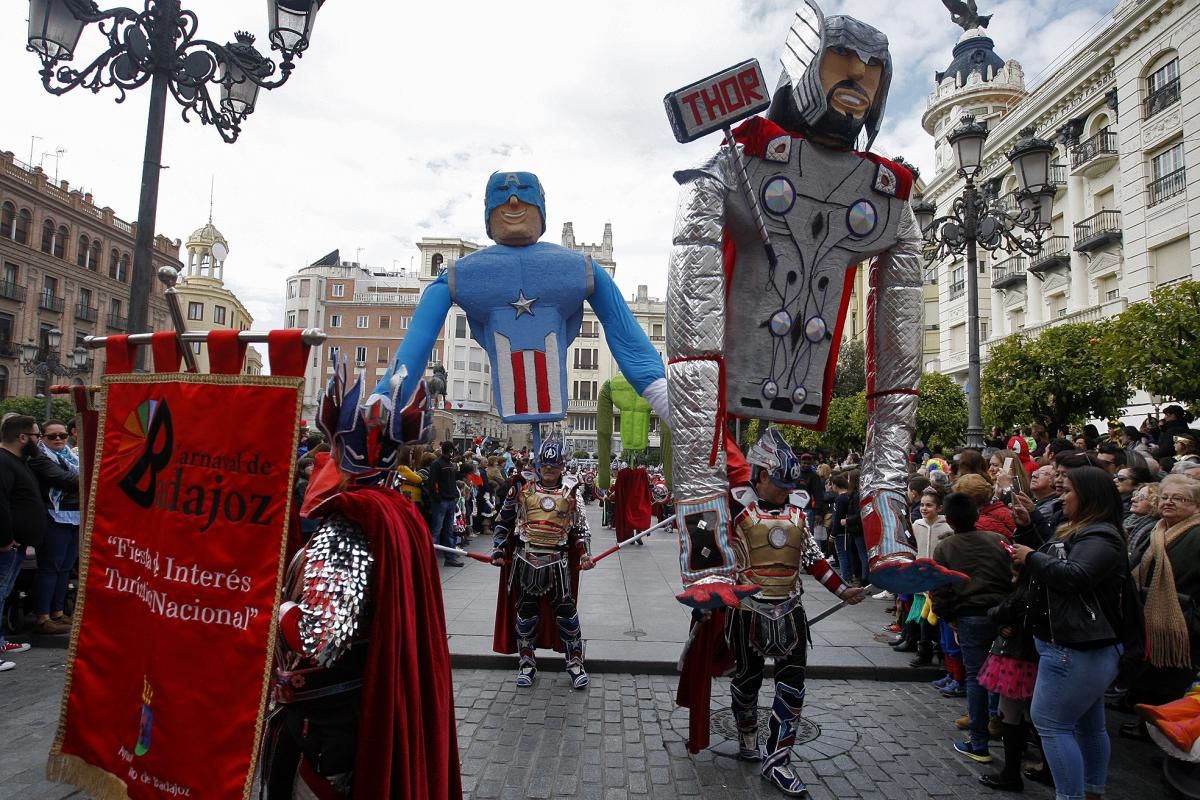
[912, 116, 1056, 450]
[20, 327, 89, 420]
[24, 0, 327, 344]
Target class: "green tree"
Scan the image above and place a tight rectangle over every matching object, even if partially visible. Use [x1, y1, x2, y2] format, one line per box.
[1100, 280, 1200, 406]
[915, 372, 967, 451]
[0, 396, 76, 423]
[832, 339, 866, 397]
[777, 391, 867, 457]
[982, 322, 1130, 433]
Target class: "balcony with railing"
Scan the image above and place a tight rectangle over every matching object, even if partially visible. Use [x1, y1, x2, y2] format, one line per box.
[1029, 235, 1071, 274]
[106, 313, 128, 331]
[1073, 210, 1122, 252]
[1070, 128, 1118, 176]
[1050, 162, 1067, 186]
[0, 341, 19, 358]
[1149, 168, 1186, 207]
[1145, 78, 1180, 119]
[0, 282, 26, 302]
[38, 291, 65, 312]
[949, 280, 965, 300]
[568, 399, 598, 412]
[991, 255, 1028, 289]
[75, 303, 98, 323]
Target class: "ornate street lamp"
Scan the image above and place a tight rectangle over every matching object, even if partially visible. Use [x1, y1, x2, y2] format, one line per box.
[23, 0, 327, 355]
[20, 327, 90, 419]
[917, 116, 1056, 449]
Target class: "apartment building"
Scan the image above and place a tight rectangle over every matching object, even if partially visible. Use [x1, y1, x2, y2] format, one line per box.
[0, 150, 176, 399]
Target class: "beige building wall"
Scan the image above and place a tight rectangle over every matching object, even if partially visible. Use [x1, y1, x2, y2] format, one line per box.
[0, 150, 177, 401]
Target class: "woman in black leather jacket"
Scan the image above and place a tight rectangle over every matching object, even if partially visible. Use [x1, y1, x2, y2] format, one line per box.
[1011, 466, 1131, 800]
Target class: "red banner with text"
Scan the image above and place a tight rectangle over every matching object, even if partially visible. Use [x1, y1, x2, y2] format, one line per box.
[49, 373, 303, 800]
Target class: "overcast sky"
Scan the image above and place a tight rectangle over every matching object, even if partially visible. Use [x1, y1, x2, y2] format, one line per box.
[3, 0, 1116, 371]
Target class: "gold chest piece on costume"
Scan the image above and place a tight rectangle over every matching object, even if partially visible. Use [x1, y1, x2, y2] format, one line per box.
[736, 505, 807, 599]
[518, 483, 575, 549]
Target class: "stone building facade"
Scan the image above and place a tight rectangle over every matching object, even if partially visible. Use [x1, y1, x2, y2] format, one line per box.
[921, 0, 1199, 419]
[0, 150, 176, 400]
[174, 220, 262, 376]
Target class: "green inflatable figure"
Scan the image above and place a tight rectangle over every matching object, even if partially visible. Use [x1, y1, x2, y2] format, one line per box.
[597, 375, 671, 491]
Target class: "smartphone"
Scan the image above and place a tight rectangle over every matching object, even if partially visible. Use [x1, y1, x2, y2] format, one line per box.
[1002, 456, 1013, 474]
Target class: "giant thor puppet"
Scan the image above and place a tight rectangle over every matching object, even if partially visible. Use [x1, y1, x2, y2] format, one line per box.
[665, 1, 963, 608]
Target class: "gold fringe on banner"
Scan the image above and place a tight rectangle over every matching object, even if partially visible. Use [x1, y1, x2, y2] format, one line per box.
[47, 752, 131, 800]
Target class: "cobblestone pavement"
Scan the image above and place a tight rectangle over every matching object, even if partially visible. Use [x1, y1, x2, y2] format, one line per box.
[454, 668, 1163, 800]
[1, 647, 1167, 799]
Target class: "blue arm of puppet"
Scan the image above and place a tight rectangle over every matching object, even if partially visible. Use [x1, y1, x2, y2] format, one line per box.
[372, 272, 452, 401]
[587, 262, 665, 394]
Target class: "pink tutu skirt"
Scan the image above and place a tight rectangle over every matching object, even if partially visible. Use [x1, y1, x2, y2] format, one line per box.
[978, 654, 1037, 700]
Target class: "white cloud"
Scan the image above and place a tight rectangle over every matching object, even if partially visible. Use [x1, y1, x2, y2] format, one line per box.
[1, 0, 1114, 371]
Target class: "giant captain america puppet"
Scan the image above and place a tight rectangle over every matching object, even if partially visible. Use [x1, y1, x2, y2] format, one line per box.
[368, 171, 670, 441]
[663, 1, 966, 610]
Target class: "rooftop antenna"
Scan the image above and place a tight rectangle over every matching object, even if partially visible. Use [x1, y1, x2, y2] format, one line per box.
[28, 136, 42, 168]
[356, 247, 364, 265]
[40, 148, 66, 182]
[208, 176, 215, 224]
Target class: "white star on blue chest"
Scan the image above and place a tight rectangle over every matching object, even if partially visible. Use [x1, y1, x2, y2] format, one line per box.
[510, 290, 538, 318]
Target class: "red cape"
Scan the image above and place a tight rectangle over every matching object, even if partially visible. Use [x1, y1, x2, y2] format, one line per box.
[615, 467, 653, 543]
[319, 487, 462, 800]
[675, 609, 735, 753]
[492, 536, 583, 654]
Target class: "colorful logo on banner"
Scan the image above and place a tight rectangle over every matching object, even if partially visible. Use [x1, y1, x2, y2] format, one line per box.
[49, 374, 303, 800]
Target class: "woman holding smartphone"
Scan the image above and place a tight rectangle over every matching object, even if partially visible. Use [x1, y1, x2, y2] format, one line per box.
[1010, 467, 1132, 800]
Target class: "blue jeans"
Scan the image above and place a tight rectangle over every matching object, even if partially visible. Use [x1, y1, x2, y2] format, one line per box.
[957, 616, 998, 748]
[429, 499, 458, 562]
[850, 534, 869, 582]
[34, 521, 78, 616]
[834, 534, 852, 581]
[0, 547, 26, 645]
[1031, 638, 1123, 800]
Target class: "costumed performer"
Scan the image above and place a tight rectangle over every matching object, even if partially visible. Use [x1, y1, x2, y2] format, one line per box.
[678, 427, 863, 796]
[491, 433, 594, 689]
[664, 0, 964, 608]
[263, 361, 461, 799]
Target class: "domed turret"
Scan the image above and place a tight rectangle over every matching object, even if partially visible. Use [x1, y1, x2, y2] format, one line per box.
[936, 29, 1007, 86]
[184, 220, 230, 282]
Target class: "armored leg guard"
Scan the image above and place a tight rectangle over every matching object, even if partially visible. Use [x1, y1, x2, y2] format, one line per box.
[557, 613, 588, 689]
[731, 682, 761, 761]
[762, 681, 807, 796]
[515, 613, 539, 687]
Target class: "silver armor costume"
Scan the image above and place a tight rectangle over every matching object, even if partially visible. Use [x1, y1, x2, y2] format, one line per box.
[667, 0, 923, 598]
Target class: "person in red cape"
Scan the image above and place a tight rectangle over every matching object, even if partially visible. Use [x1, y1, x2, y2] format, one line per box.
[263, 360, 461, 799]
[614, 464, 653, 544]
[678, 428, 863, 796]
[491, 433, 594, 689]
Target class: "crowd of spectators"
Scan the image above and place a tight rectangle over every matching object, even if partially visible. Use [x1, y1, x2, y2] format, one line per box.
[797, 408, 1200, 798]
[0, 414, 82, 672]
[293, 432, 530, 567]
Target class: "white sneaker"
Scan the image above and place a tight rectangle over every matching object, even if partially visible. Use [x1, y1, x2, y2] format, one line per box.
[0, 661, 14, 672]
[872, 591, 895, 600]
